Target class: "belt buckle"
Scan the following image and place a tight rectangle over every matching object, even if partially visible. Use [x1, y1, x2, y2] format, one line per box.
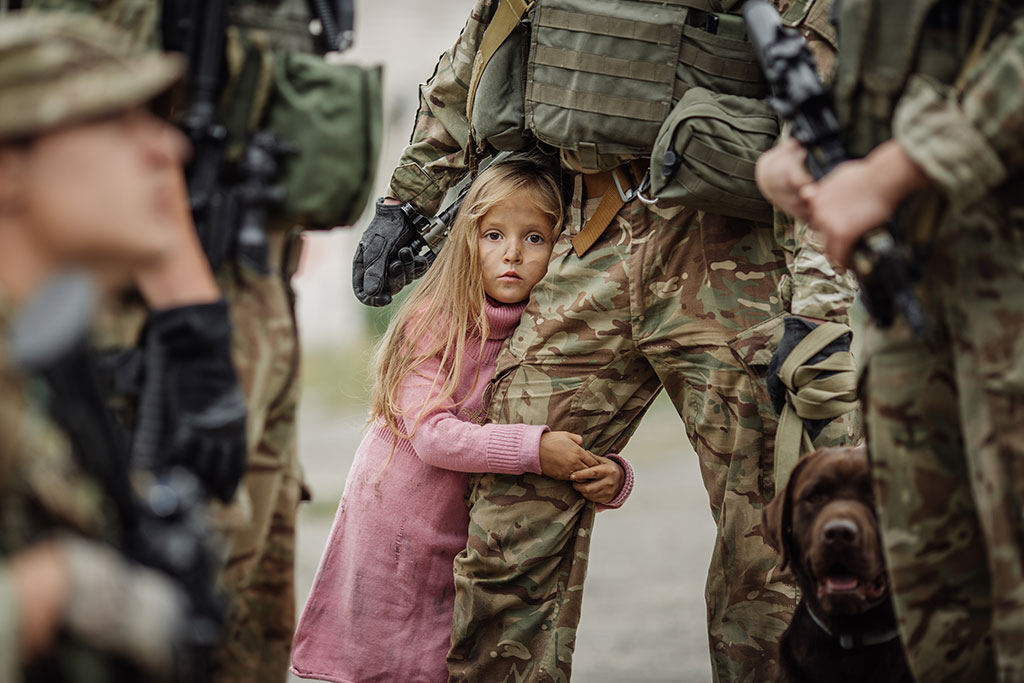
[612, 168, 636, 203]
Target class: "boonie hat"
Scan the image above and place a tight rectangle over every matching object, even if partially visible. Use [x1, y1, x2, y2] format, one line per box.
[0, 12, 183, 142]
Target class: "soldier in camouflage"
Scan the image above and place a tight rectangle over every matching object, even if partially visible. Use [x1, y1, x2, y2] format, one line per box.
[0, 2, 374, 682]
[355, 0, 860, 680]
[758, 0, 1024, 680]
[0, 13, 196, 680]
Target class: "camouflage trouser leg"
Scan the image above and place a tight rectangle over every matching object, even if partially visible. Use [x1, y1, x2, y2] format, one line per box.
[448, 185, 857, 683]
[210, 232, 305, 683]
[865, 214, 1024, 682]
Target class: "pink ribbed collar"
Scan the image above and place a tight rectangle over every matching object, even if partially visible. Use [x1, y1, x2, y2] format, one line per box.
[484, 297, 527, 340]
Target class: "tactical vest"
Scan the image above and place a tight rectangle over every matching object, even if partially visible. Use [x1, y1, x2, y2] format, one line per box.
[834, 0, 1021, 158]
[468, 0, 830, 221]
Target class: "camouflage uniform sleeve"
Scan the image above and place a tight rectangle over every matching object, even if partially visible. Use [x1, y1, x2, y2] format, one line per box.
[386, 0, 495, 216]
[893, 16, 1024, 212]
[0, 564, 19, 683]
[777, 5, 858, 324]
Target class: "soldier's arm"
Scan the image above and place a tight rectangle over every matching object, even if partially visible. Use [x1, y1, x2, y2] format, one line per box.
[772, 0, 858, 323]
[891, 14, 1024, 213]
[386, 0, 496, 217]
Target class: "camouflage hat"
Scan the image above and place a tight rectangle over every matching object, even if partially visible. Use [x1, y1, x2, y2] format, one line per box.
[0, 12, 183, 142]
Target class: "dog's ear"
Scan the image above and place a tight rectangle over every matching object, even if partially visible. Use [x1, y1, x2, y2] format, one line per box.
[763, 451, 819, 572]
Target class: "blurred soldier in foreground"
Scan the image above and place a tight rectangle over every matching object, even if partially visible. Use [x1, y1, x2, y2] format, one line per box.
[0, 13, 201, 680]
[758, 0, 1024, 679]
[3, 2, 381, 681]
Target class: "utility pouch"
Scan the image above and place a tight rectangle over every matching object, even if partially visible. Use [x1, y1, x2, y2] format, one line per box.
[264, 54, 382, 229]
[650, 86, 778, 222]
[471, 20, 530, 152]
[524, 0, 688, 163]
[675, 10, 769, 100]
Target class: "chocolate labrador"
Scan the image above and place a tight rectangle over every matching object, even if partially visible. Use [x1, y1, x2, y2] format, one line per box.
[763, 446, 911, 683]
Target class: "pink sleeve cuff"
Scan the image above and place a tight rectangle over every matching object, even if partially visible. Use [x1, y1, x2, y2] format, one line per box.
[598, 453, 634, 511]
[485, 424, 547, 475]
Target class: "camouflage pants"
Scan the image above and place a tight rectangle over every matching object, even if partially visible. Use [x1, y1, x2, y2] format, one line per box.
[864, 210, 1024, 682]
[448, 178, 856, 683]
[209, 231, 305, 683]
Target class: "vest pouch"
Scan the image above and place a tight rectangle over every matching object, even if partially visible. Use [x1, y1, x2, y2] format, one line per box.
[650, 86, 778, 222]
[471, 20, 529, 152]
[675, 13, 768, 100]
[524, 0, 687, 163]
[265, 54, 383, 229]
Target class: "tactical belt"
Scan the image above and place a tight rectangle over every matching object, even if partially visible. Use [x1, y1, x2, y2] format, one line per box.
[573, 160, 647, 257]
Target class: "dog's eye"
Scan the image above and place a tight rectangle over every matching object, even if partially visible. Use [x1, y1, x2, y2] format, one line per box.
[804, 490, 829, 505]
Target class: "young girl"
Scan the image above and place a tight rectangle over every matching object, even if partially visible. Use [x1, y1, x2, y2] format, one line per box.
[290, 158, 634, 682]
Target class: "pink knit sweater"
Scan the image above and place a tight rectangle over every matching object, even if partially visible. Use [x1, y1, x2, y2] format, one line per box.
[290, 299, 633, 683]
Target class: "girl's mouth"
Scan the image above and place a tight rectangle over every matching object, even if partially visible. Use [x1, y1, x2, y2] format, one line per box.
[499, 271, 522, 281]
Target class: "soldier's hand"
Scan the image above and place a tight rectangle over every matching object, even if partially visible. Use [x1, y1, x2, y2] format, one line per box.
[755, 138, 814, 222]
[58, 536, 191, 678]
[352, 198, 434, 307]
[539, 431, 600, 480]
[143, 300, 248, 502]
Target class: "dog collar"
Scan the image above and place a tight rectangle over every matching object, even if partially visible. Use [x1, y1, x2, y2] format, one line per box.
[804, 603, 901, 650]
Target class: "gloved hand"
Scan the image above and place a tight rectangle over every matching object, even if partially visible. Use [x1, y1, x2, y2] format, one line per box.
[142, 300, 247, 502]
[766, 316, 853, 441]
[352, 198, 435, 306]
[59, 536, 191, 678]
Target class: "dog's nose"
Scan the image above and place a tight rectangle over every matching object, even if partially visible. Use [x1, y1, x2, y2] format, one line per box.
[822, 519, 859, 545]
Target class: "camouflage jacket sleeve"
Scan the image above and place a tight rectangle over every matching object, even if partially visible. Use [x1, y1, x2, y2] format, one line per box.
[386, 0, 495, 216]
[893, 16, 1024, 212]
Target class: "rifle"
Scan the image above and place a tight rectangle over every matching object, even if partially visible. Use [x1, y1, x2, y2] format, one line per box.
[9, 274, 223, 682]
[743, 0, 926, 335]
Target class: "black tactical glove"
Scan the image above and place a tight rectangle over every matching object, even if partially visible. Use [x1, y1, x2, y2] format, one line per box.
[766, 316, 853, 442]
[352, 198, 435, 306]
[139, 300, 248, 502]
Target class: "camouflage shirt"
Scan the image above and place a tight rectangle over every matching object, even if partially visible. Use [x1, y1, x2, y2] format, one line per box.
[387, 0, 857, 322]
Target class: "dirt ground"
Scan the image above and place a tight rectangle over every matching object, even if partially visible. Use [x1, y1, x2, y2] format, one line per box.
[289, 393, 717, 683]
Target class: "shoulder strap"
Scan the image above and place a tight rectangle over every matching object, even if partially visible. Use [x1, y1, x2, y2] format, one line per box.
[466, 0, 532, 132]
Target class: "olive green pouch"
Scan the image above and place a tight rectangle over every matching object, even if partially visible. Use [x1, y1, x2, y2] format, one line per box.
[265, 54, 382, 229]
[650, 86, 778, 222]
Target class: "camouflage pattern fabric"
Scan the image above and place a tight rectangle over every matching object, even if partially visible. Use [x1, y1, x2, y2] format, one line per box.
[853, 8, 1024, 681]
[447, 182, 860, 683]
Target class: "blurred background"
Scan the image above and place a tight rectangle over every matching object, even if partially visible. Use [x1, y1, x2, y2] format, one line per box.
[288, 1, 717, 680]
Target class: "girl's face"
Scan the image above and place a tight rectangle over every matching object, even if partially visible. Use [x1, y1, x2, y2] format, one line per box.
[478, 190, 555, 304]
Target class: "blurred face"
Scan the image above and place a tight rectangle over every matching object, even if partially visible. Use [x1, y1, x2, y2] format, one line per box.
[478, 190, 555, 303]
[18, 107, 189, 271]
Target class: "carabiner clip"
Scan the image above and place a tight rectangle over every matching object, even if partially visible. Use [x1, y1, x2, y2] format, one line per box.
[635, 169, 659, 206]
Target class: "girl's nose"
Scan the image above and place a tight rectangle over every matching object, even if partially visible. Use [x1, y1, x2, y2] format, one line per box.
[503, 243, 521, 264]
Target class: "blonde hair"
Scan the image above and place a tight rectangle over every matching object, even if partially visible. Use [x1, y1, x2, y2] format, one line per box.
[370, 157, 563, 443]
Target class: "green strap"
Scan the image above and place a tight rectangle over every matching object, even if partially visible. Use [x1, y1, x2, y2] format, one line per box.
[538, 6, 678, 44]
[773, 322, 859, 495]
[682, 136, 758, 181]
[533, 44, 675, 83]
[531, 82, 668, 122]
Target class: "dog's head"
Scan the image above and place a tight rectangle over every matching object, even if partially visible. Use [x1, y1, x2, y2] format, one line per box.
[763, 446, 889, 616]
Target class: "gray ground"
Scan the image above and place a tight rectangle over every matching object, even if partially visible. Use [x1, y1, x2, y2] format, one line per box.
[290, 393, 716, 683]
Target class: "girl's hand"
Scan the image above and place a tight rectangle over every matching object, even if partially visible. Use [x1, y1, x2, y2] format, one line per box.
[569, 455, 624, 504]
[539, 431, 600, 480]
[755, 138, 815, 222]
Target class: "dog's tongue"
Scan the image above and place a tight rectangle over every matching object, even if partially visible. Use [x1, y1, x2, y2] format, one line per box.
[825, 576, 859, 592]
